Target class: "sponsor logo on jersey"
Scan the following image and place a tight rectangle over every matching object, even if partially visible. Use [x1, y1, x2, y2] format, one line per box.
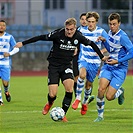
[60, 43, 76, 50]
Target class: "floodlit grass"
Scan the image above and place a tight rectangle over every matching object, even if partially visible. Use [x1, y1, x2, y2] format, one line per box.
[0, 76, 132, 133]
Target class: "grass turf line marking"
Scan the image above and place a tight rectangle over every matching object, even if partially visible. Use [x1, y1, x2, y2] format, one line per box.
[0, 108, 131, 114]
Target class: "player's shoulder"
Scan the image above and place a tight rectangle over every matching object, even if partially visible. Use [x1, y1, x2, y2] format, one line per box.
[4, 32, 11, 36]
[117, 29, 130, 40]
[118, 29, 132, 43]
[119, 29, 128, 36]
[48, 28, 64, 38]
[55, 28, 64, 33]
[96, 26, 106, 32]
[50, 28, 64, 34]
[75, 29, 83, 36]
[4, 32, 13, 38]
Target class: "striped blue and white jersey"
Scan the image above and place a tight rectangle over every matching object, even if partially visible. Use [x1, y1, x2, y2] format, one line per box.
[107, 29, 133, 68]
[78, 26, 108, 67]
[0, 32, 16, 66]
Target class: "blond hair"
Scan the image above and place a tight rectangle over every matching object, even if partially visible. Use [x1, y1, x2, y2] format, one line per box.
[86, 11, 100, 22]
[64, 18, 77, 26]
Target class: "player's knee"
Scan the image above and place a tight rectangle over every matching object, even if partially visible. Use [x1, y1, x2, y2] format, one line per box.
[98, 87, 105, 93]
[3, 81, 9, 87]
[48, 93, 56, 100]
[49, 93, 57, 98]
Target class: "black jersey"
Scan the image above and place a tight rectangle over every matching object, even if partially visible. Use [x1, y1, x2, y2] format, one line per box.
[22, 28, 104, 65]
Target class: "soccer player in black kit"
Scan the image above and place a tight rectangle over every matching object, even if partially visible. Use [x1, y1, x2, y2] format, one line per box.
[15, 18, 107, 122]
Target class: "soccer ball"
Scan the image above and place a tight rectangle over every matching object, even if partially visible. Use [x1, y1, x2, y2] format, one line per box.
[50, 107, 65, 121]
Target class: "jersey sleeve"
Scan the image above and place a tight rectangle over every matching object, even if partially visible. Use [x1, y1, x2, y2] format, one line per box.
[22, 29, 58, 45]
[10, 35, 16, 48]
[118, 48, 133, 63]
[118, 34, 133, 63]
[120, 33, 133, 50]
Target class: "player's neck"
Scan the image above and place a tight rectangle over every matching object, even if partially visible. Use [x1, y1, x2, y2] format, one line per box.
[0, 31, 4, 36]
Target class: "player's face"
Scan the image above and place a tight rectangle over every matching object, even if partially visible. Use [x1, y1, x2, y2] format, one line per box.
[80, 15, 87, 27]
[0, 22, 6, 33]
[108, 19, 120, 34]
[86, 17, 97, 31]
[65, 24, 76, 38]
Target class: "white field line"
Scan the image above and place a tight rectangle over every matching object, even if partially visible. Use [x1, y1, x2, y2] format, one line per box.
[0, 108, 132, 114]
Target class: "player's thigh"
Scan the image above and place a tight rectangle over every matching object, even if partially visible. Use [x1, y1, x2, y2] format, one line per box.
[61, 65, 74, 92]
[99, 66, 112, 81]
[78, 61, 87, 78]
[63, 78, 74, 92]
[86, 66, 98, 83]
[48, 65, 60, 85]
[110, 68, 127, 90]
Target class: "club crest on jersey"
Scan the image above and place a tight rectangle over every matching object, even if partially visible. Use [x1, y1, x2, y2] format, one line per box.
[74, 39, 78, 45]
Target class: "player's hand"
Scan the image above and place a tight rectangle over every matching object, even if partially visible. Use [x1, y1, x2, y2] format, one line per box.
[101, 56, 109, 62]
[3, 52, 10, 57]
[74, 47, 78, 55]
[106, 59, 118, 65]
[15, 42, 23, 48]
[96, 36, 106, 42]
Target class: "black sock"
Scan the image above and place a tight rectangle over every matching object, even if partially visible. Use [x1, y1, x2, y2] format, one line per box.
[62, 92, 73, 114]
[73, 82, 77, 97]
[47, 94, 56, 105]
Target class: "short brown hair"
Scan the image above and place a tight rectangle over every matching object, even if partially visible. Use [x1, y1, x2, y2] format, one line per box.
[0, 19, 6, 24]
[108, 13, 121, 23]
[64, 18, 77, 26]
[80, 13, 86, 19]
[86, 12, 100, 22]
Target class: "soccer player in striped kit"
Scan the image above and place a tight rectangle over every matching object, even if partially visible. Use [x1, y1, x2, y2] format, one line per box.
[72, 12, 109, 115]
[94, 13, 133, 122]
[72, 13, 87, 99]
[0, 20, 19, 105]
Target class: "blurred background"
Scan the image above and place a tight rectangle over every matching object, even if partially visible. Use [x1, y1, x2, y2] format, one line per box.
[0, 0, 133, 72]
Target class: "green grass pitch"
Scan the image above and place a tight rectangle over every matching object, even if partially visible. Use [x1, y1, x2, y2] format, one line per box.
[0, 76, 132, 133]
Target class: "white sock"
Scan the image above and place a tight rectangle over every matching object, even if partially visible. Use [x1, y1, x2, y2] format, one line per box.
[76, 77, 84, 100]
[82, 88, 92, 104]
[96, 97, 105, 118]
[0, 86, 3, 102]
[114, 88, 123, 99]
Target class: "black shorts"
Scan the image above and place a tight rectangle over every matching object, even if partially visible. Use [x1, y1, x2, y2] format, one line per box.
[72, 55, 79, 77]
[48, 63, 74, 85]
